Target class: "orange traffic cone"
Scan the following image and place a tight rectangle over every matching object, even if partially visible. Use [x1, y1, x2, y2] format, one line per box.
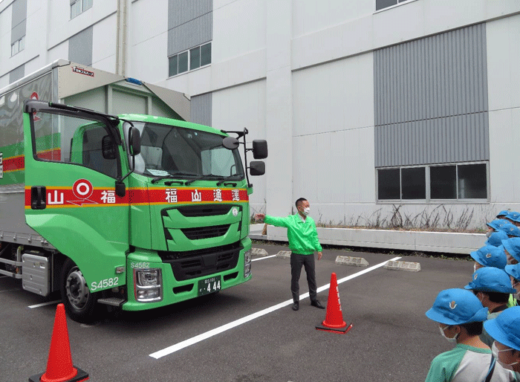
[316, 273, 353, 334]
[29, 304, 89, 382]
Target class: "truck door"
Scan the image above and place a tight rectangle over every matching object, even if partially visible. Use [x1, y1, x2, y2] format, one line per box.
[23, 101, 129, 319]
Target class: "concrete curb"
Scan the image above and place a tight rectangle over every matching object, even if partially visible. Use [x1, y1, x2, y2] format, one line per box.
[384, 260, 421, 272]
[335, 256, 369, 267]
[252, 248, 269, 257]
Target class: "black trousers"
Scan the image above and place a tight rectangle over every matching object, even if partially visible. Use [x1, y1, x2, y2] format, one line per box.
[290, 253, 317, 303]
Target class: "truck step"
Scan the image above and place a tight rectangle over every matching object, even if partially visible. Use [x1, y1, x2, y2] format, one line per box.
[97, 297, 125, 307]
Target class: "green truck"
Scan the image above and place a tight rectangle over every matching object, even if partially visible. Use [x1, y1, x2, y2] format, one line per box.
[0, 60, 267, 322]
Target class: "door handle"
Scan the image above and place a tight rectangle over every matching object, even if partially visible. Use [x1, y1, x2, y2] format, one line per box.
[31, 186, 46, 210]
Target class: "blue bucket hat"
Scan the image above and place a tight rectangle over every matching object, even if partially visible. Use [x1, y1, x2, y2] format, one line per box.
[505, 264, 520, 282]
[484, 307, 520, 351]
[426, 288, 488, 325]
[502, 238, 520, 262]
[487, 219, 508, 231]
[497, 210, 510, 218]
[464, 267, 517, 294]
[470, 245, 507, 269]
[499, 223, 520, 237]
[485, 231, 509, 248]
[507, 212, 520, 223]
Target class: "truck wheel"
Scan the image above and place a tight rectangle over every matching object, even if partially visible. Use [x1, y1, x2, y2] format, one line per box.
[60, 259, 98, 323]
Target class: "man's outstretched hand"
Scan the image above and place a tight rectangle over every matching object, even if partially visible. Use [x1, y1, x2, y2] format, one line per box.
[255, 213, 265, 223]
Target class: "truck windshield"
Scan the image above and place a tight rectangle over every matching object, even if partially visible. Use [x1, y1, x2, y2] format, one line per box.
[128, 122, 245, 181]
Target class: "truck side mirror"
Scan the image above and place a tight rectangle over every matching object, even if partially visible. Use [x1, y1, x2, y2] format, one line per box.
[129, 127, 141, 155]
[102, 135, 117, 160]
[115, 180, 126, 197]
[252, 140, 268, 159]
[222, 136, 239, 150]
[249, 161, 265, 176]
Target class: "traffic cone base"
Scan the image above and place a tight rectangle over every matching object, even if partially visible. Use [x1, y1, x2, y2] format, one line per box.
[316, 272, 352, 335]
[29, 367, 89, 382]
[316, 322, 353, 334]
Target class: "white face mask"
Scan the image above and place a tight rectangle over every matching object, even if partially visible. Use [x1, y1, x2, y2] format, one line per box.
[486, 231, 493, 238]
[439, 326, 458, 343]
[474, 264, 478, 273]
[303, 207, 310, 216]
[492, 342, 519, 370]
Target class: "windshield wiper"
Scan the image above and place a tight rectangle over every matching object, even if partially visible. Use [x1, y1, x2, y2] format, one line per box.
[185, 174, 223, 186]
[150, 171, 199, 184]
[216, 175, 241, 187]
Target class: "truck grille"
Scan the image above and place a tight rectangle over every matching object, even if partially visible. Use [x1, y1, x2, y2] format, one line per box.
[181, 224, 230, 240]
[158, 242, 242, 281]
[174, 205, 234, 217]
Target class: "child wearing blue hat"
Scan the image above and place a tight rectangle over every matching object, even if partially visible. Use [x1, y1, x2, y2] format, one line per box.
[505, 264, 520, 308]
[503, 238, 520, 265]
[471, 245, 507, 271]
[506, 212, 520, 226]
[486, 231, 510, 247]
[424, 288, 510, 381]
[500, 223, 520, 238]
[497, 210, 510, 219]
[484, 307, 520, 380]
[488, 219, 508, 235]
[464, 267, 517, 347]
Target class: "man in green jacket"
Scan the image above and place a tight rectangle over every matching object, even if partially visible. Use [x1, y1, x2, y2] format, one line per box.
[255, 198, 324, 311]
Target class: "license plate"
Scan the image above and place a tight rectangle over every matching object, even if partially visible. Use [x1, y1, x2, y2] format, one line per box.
[198, 276, 221, 296]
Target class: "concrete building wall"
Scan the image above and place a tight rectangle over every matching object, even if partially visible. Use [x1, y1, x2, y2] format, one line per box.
[1, 0, 520, 228]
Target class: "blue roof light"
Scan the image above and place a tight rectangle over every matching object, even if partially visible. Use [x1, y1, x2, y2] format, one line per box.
[126, 77, 143, 85]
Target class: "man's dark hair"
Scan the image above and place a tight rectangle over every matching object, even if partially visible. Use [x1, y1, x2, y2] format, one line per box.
[295, 198, 307, 209]
[487, 292, 510, 304]
[473, 290, 511, 304]
[459, 322, 483, 336]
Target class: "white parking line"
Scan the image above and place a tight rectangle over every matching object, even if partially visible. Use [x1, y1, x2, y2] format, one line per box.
[149, 256, 402, 359]
[252, 255, 277, 262]
[28, 300, 61, 309]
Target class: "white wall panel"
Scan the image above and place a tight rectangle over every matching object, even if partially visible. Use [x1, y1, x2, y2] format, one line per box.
[131, 33, 168, 84]
[92, 15, 116, 69]
[92, 55, 116, 74]
[489, 109, 520, 204]
[487, 14, 520, 112]
[292, 53, 374, 136]
[213, 0, 265, 63]
[292, 0, 372, 39]
[131, 0, 168, 46]
[212, 80, 266, 214]
[47, 41, 69, 64]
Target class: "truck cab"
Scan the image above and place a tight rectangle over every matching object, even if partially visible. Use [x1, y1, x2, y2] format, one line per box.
[17, 100, 267, 322]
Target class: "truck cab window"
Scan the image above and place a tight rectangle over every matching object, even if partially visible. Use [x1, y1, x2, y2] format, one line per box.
[32, 112, 118, 178]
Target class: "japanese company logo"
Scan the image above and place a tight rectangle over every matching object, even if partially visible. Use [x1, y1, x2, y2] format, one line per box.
[72, 66, 95, 77]
[449, 301, 457, 310]
[69, 179, 97, 205]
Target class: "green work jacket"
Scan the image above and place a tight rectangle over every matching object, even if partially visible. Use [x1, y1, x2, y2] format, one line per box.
[265, 214, 322, 255]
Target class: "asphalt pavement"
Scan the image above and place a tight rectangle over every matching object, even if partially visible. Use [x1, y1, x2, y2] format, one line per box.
[0, 243, 474, 381]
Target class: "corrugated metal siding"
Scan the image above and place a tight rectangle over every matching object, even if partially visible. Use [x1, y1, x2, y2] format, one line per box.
[68, 27, 93, 66]
[374, 24, 489, 167]
[167, 0, 213, 56]
[11, 0, 27, 43]
[168, 0, 212, 30]
[190, 93, 212, 126]
[9, 65, 25, 84]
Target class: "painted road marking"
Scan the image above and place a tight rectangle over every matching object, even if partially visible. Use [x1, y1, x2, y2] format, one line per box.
[252, 255, 277, 262]
[28, 300, 61, 309]
[149, 256, 402, 359]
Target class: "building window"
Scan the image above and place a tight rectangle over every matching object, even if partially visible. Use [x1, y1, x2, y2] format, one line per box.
[71, 0, 93, 19]
[376, 0, 413, 11]
[168, 42, 211, 78]
[377, 162, 488, 201]
[11, 36, 25, 57]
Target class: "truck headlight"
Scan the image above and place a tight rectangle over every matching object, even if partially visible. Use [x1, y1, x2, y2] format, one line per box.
[134, 269, 162, 302]
[244, 250, 252, 278]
